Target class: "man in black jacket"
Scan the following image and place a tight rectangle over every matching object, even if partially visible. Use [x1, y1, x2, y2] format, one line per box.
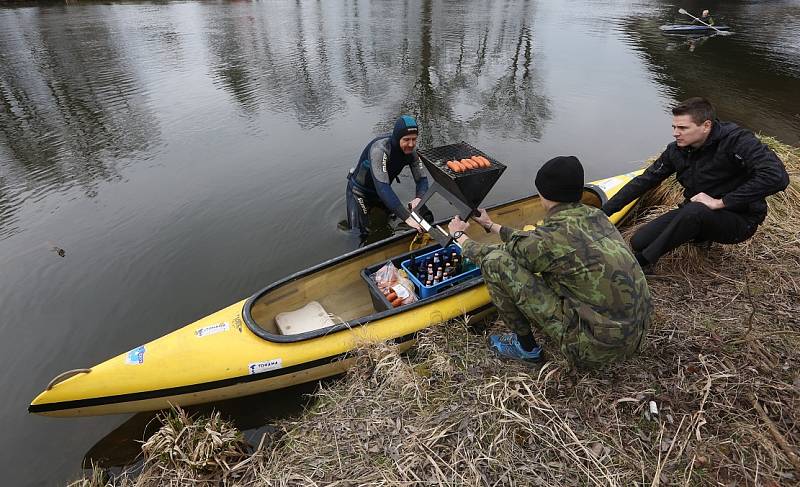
[602, 97, 789, 270]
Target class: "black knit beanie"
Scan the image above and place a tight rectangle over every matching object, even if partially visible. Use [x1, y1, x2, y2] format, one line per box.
[534, 156, 584, 202]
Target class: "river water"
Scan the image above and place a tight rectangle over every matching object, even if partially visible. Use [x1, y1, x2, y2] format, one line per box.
[0, 0, 798, 484]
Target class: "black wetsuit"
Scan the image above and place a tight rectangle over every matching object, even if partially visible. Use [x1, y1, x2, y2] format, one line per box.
[345, 116, 430, 238]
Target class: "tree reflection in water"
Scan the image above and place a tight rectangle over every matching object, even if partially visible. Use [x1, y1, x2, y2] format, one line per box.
[0, 7, 158, 238]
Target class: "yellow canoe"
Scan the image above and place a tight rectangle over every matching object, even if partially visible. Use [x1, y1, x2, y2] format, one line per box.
[29, 171, 642, 417]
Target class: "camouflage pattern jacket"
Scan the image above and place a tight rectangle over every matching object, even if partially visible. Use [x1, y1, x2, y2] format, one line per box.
[462, 202, 652, 345]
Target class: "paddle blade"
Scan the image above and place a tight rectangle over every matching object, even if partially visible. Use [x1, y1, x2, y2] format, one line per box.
[678, 8, 688, 14]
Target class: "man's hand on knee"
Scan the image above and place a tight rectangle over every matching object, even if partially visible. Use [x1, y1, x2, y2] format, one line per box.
[690, 192, 725, 210]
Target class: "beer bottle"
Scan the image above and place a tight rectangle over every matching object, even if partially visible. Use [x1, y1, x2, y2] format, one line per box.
[417, 260, 427, 280]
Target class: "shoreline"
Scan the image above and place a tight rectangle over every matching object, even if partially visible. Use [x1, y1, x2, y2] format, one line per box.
[73, 136, 799, 486]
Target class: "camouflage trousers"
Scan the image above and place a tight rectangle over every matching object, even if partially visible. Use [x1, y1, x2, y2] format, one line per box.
[481, 249, 644, 369]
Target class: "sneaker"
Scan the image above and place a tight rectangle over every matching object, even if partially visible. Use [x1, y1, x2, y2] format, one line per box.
[489, 333, 543, 364]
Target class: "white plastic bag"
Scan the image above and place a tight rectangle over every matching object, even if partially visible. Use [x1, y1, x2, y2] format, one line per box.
[373, 261, 399, 293]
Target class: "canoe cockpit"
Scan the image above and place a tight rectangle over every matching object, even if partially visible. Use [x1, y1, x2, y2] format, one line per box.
[243, 186, 606, 343]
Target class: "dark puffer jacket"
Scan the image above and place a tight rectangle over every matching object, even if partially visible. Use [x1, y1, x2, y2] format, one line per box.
[603, 121, 789, 224]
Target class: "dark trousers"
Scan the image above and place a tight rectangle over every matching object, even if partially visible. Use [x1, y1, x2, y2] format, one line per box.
[631, 201, 758, 264]
[345, 178, 377, 237]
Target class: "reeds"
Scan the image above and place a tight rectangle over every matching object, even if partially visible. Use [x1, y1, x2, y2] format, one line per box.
[74, 137, 800, 486]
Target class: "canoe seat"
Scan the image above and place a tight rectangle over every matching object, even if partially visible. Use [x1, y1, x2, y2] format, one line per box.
[275, 301, 336, 335]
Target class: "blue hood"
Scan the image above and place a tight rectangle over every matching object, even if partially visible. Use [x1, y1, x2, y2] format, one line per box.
[391, 115, 419, 146]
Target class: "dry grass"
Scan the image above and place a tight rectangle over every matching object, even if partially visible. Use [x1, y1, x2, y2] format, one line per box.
[71, 408, 252, 486]
[74, 137, 799, 486]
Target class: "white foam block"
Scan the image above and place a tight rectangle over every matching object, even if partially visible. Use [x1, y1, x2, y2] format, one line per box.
[275, 301, 335, 335]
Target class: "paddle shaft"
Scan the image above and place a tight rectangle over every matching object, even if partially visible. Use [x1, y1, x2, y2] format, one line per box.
[678, 8, 727, 34]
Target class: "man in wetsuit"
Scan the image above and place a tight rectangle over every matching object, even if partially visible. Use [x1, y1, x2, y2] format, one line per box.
[601, 97, 789, 271]
[344, 115, 431, 241]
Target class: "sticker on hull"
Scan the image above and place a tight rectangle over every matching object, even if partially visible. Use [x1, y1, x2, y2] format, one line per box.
[248, 359, 282, 375]
[195, 322, 229, 337]
[596, 177, 620, 193]
[125, 346, 146, 365]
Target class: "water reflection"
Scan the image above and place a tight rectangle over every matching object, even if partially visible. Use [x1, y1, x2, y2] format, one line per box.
[472, 22, 550, 142]
[0, 7, 158, 238]
[391, 0, 550, 146]
[0, 0, 556, 236]
[203, 1, 345, 126]
[620, 0, 800, 145]
[341, 0, 390, 102]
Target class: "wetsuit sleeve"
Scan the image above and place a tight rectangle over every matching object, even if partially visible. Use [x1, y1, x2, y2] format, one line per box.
[409, 153, 429, 198]
[720, 132, 790, 210]
[602, 148, 677, 216]
[369, 144, 410, 220]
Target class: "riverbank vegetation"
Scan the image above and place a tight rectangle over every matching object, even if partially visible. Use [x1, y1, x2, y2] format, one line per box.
[73, 137, 799, 486]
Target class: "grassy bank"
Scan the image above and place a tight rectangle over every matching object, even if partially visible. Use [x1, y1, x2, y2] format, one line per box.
[74, 137, 799, 486]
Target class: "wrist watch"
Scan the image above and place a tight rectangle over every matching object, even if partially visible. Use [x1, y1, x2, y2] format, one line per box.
[452, 231, 465, 240]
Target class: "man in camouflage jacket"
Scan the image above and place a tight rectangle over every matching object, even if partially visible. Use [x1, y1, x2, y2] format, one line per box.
[448, 156, 651, 369]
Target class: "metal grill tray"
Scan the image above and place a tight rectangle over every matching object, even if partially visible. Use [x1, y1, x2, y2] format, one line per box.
[417, 142, 507, 212]
[419, 142, 507, 179]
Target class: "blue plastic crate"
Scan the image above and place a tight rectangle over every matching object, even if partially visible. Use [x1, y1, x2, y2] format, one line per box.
[401, 244, 481, 298]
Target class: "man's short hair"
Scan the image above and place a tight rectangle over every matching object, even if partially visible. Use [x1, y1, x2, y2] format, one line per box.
[672, 97, 716, 125]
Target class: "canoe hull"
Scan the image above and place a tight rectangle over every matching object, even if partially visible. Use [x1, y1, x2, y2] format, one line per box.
[659, 24, 730, 34]
[34, 356, 359, 417]
[29, 171, 642, 417]
[30, 288, 494, 417]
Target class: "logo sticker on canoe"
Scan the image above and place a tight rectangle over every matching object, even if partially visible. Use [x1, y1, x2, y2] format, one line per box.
[195, 322, 229, 337]
[125, 346, 146, 365]
[596, 177, 620, 193]
[248, 359, 282, 375]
